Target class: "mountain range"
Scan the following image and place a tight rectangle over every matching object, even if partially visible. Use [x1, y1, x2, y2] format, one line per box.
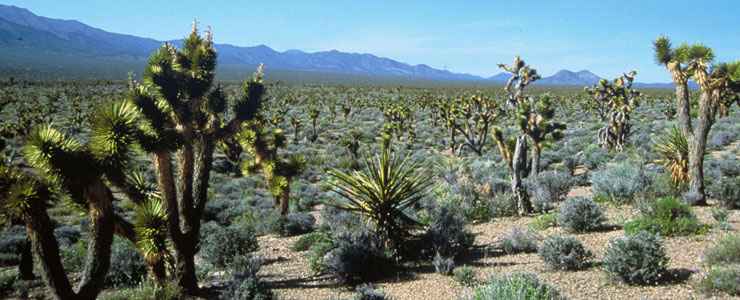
[0, 4, 676, 87]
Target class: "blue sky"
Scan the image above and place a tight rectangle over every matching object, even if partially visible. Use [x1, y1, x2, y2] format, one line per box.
[4, 0, 739, 82]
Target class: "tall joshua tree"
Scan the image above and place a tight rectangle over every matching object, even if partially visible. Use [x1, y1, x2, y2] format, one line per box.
[12, 24, 265, 295]
[129, 25, 266, 292]
[654, 36, 739, 204]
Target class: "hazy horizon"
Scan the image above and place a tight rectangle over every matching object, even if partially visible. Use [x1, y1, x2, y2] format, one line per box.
[3, 0, 739, 82]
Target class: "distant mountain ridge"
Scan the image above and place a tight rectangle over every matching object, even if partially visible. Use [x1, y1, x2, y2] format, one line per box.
[0, 4, 678, 87]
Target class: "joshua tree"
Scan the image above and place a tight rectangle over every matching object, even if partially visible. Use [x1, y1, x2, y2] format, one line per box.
[654, 36, 740, 204]
[289, 114, 302, 142]
[435, 93, 500, 156]
[492, 56, 539, 215]
[234, 122, 305, 216]
[584, 71, 641, 151]
[307, 104, 321, 142]
[341, 98, 353, 120]
[7, 25, 266, 296]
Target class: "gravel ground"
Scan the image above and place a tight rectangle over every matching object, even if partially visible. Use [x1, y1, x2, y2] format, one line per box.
[256, 197, 740, 300]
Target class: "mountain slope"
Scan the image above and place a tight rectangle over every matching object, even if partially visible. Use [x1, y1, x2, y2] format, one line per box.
[0, 4, 679, 87]
[0, 4, 482, 81]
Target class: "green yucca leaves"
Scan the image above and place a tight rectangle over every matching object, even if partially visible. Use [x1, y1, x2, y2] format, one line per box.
[0, 165, 52, 220]
[134, 197, 170, 264]
[327, 145, 432, 249]
[90, 101, 140, 169]
[654, 126, 689, 188]
[653, 36, 673, 65]
[24, 125, 97, 187]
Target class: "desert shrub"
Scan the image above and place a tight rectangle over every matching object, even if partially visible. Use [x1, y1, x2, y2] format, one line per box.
[624, 197, 706, 236]
[704, 234, 740, 266]
[489, 192, 518, 217]
[432, 253, 455, 275]
[453, 266, 478, 287]
[221, 255, 273, 300]
[698, 266, 740, 296]
[352, 284, 387, 300]
[708, 176, 740, 209]
[0, 227, 25, 265]
[53, 225, 81, 248]
[106, 238, 147, 287]
[530, 212, 558, 231]
[319, 205, 363, 233]
[538, 235, 592, 271]
[61, 239, 87, 273]
[422, 203, 474, 259]
[200, 222, 259, 269]
[278, 212, 316, 236]
[526, 171, 574, 212]
[711, 208, 731, 230]
[291, 231, 331, 252]
[323, 230, 395, 284]
[0, 270, 17, 297]
[591, 161, 650, 204]
[582, 144, 609, 170]
[99, 281, 182, 300]
[708, 130, 735, 149]
[307, 239, 335, 274]
[500, 228, 539, 254]
[603, 231, 669, 285]
[473, 273, 563, 300]
[558, 197, 606, 232]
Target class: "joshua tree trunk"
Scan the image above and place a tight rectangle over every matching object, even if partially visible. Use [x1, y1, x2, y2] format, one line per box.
[18, 239, 34, 280]
[687, 90, 717, 205]
[529, 141, 541, 177]
[75, 181, 115, 300]
[279, 181, 291, 216]
[673, 76, 693, 137]
[512, 136, 531, 216]
[26, 212, 75, 300]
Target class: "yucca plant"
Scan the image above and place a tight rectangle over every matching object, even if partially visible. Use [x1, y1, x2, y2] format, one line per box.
[326, 143, 432, 254]
[654, 127, 689, 189]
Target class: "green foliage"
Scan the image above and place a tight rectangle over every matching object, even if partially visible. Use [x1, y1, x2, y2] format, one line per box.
[323, 230, 395, 285]
[530, 212, 557, 231]
[352, 284, 388, 300]
[624, 197, 706, 236]
[698, 266, 740, 296]
[291, 231, 331, 252]
[99, 280, 182, 300]
[590, 161, 650, 204]
[327, 144, 431, 252]
[453, 266, 478, 287]
[107, 237, 148, 287]
[557, 197, 606, 233]
[221, 255, 273, 300]
[654, 126, 689, 189]
[199, 222, 259, 269]
[473, 273, 563, 300]
[501, 227, 539, 254]
[538, 235, 592, 271]
[603, 231, 669, 285]
[703, 234, 740, 266]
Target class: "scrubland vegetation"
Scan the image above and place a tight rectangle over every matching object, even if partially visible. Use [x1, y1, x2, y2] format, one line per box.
[0, 27, 738, 300]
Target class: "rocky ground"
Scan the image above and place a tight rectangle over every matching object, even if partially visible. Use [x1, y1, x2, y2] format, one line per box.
[256, 188, 739, 300]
